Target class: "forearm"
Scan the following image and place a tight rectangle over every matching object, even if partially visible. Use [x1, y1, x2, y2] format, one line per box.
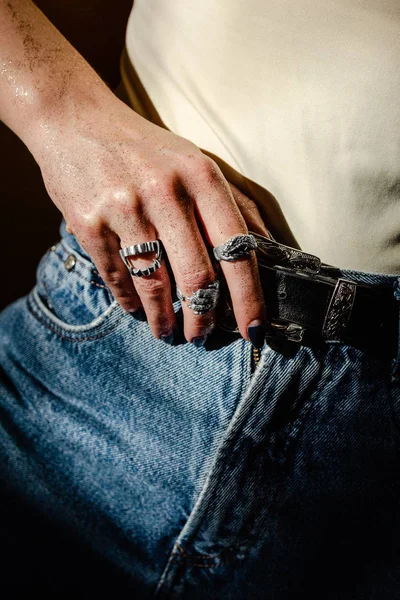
[0, 0, 116, 156]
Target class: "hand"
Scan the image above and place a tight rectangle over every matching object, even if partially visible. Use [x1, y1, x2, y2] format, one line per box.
[36, 97, 268, 346]
[226, 180, 272, 240]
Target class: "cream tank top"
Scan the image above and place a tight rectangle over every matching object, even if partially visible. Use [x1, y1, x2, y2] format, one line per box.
[122, 0, 400, 274]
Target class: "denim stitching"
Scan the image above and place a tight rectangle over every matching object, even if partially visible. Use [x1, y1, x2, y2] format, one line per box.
[170, 544, 218, 568]
[157, 541, 260, 599]
[282, 344, 340, 452]
[154, 343, 252, 596]
[160, 344, 339, 584]
[58, 240, 96, 273]
[55, 240, 109, 291]
[175, 543, 215, 560]
[163, 355, 333, 579]
[52, 245, 108, 290]
[223, 346, 341, 556]
[58, 239, 106, 285]
[41, 278, 54, 310]
[27, 293, 123, 342]
[155, 350, 276, 599]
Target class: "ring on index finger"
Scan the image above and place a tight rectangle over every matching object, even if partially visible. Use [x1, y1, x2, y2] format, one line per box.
[213, 234, 258, 262]
[176, 280, 220, 315]
[119, 240, 163, 277]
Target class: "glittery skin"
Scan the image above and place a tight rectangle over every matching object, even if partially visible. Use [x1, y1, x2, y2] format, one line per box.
[0, 0, 268, 343]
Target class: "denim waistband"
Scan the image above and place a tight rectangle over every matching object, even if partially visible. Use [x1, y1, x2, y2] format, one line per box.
[58, 218, 400, 299]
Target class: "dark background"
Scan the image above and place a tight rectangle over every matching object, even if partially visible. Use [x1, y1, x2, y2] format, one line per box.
[1, 1, 140, 594]
[1, 0, 133, 311]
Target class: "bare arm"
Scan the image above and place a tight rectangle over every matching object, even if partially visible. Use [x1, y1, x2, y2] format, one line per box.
[0, 0, 268, 347]
[0, 0, 118, 154]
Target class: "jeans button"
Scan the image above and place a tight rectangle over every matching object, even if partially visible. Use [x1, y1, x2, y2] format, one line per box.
[64, 254, 76, 271]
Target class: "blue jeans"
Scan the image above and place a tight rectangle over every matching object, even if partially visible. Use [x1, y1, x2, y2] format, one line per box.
[2, 218, 400, 598]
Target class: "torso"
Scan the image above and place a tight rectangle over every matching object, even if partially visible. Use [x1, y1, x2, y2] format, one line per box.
[124, 0, 400, 273]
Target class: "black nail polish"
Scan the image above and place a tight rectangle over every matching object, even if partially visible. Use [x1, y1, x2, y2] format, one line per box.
[192, 336, 207, 348]
[129, 308, 147, 322]
[247, 322, 266, 349]
[160, 332, 175, 346]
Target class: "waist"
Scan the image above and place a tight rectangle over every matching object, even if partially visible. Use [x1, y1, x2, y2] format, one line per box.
[215, 233, 400, 360]
[59, 220, 400, 360]
[120, 47, 400, 274]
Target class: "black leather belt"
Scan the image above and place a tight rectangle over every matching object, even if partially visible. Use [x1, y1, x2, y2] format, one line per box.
[215, 232, 400, 360]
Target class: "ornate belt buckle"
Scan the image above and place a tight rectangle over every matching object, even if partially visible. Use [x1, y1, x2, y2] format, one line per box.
[321, 278, 357, 341]
[250, 232, 322, 275]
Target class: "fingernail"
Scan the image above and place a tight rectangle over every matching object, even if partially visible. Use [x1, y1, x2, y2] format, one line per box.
[192, 335, 208, 348]
[247, 319, 265, 349]
[160, 332, 175, 346]
[129, 308, 147, 322]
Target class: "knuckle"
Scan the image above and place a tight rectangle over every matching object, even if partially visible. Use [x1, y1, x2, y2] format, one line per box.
[103, 269, 127, 291]
[179, 138, 200, 154]
[140, 172, 194, 216]
[109, 192, 141, 217]
[140, 173, 171, 198]
[179, 268, 215, 294]
[194, 157, 222, 184]
[136, 277, 166, 300]
[115, 296, 137, 310]
[78, 214, 104, 239]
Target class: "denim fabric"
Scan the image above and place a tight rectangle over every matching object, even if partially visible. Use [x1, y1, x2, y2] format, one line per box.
[1, 218, 400, 598]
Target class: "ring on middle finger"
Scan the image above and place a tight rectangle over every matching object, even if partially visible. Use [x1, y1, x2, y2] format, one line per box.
[176, 280, 220, 315]
[213, 233, 258, 262]
[119, 239, 163, 277]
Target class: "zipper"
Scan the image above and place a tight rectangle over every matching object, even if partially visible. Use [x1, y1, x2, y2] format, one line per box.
[251, 344, 262, 373]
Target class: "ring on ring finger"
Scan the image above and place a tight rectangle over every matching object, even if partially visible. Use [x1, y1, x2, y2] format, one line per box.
[176, 280, 220, 315]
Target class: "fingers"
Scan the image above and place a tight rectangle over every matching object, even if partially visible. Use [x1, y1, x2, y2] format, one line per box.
[74, 215, 178, 342]
[181, 158, 267, 345]
[150, 182, 217, 345]
[72, 220, 143, 313]
[118, 221, 178, 343]
[227, 181, 272, 239]
[69, 161, 269, 349]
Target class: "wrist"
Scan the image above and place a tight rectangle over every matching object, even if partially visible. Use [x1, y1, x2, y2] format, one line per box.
[27, 83, 147, 169]
[25, 77, 119, 159]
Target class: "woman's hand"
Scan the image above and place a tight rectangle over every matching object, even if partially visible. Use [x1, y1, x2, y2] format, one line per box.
[226, 181, 272, 239]
[35, 97, 268, 346]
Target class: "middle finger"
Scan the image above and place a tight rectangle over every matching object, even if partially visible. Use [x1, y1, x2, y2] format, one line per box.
[151, 186, 218, 345]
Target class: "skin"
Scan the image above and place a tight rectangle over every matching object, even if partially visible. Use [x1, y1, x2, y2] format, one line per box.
[0, 0, 270, 344]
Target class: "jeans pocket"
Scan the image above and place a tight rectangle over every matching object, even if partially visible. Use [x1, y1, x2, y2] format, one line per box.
[31, 239, 116, 331]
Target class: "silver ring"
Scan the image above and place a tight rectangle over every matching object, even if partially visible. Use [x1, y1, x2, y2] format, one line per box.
[176, 280, 220, 315]
[119, 240, 163, 277]
[213, 234, 258, 262]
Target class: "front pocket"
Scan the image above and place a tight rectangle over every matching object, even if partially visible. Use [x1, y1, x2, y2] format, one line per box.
[31, 239, 116, 331]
